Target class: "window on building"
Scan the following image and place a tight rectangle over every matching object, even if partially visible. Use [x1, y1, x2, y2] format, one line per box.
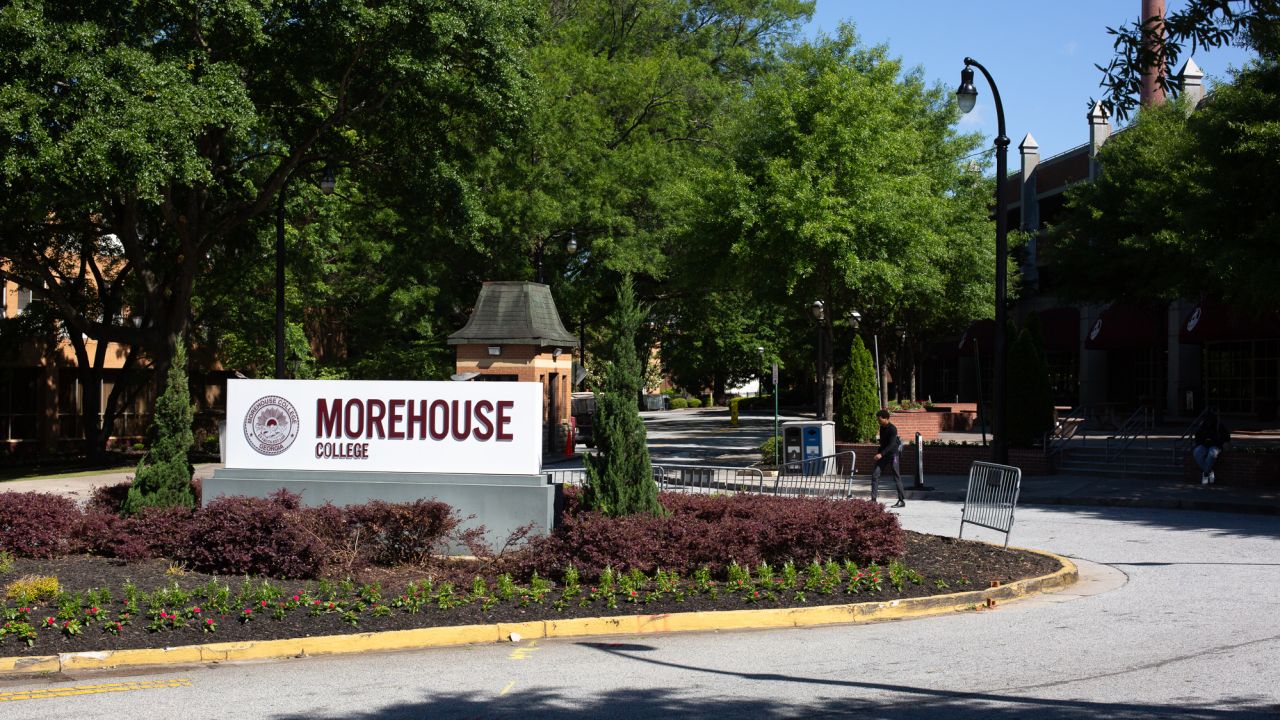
[16, 286, 33, 314]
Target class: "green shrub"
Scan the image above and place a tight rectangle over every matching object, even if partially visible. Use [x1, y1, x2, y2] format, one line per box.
[670, 398, 689, 409]
[581, 275, 662, 517]
[729, 397, 740, 425]
[0, 550, 13, 574]
[125, 341, 196, 513]
[759, 435, 779, 466]
[838, 335, 880, 442]
[700, 397, 714, 408]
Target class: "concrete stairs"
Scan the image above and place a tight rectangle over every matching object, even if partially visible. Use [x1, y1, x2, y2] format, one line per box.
[1057, 444, 1186, 480]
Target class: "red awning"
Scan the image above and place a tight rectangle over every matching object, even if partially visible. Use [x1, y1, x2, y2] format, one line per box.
[1084, 303, 1164, 350]
[958, 319, 994, 354]
[1181, 301, 1280, 344]
[1035, 307, 1080, 353]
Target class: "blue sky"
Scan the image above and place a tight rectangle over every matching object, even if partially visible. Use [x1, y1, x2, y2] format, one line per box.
[803, 1, 1258, 158]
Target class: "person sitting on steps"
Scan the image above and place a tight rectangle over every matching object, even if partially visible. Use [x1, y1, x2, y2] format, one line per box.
[871, 409, 905, 508]
[1193, 412, 1230, 485]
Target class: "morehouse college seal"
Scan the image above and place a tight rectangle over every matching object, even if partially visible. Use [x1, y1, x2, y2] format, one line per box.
[243, 395, 300, 456]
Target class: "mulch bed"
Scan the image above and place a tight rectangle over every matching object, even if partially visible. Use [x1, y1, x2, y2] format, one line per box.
[0, 532, 1059, 657]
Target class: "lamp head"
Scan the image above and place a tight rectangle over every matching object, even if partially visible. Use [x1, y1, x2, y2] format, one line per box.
[810, 300, 825, 321]
[847, 310, 861, 329]
[320, 166, 337, 195]
[565, 232, 578, 255]
[957, 66, 978, 114]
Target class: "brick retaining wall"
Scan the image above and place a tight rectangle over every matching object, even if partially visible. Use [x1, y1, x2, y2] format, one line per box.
[836, 442, 1055, 477]
[885, 410, 975, 440]
[1183, 453, 1280, 487]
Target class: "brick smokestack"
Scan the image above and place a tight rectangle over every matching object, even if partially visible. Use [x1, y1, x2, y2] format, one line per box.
[1140, 0, 1167, 106]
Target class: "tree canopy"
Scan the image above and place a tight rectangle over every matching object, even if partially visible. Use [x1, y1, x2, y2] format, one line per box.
[1052, 61, 1280, 309]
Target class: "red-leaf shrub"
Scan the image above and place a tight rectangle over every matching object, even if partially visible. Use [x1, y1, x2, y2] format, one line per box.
[78, 506, 197, 562]
[519, 491, 904, 578]
[0, 492, 80, 558]
[181, 491, 332, 579]
[344, 499, 462, 566]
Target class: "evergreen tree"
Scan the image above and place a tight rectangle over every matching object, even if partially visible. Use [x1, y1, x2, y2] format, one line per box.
[582, 276, 662, 517]
[838, 335, 880, 442]
[124, 341, 195, 513]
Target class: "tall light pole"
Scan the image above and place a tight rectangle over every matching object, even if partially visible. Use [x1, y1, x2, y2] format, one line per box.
[957, 57, 1010, 465]
[810, 300, 826, 419]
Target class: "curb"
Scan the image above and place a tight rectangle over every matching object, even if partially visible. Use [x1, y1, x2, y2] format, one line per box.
[0, 550, 1077, 676]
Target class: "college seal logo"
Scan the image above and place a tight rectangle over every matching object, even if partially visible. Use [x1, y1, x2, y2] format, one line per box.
[243, 396, 300, 456]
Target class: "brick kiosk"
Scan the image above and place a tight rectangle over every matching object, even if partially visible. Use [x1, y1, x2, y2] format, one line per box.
[448, 282, 579, 453]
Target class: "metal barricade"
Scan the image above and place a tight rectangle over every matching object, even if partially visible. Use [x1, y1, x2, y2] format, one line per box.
[774, 450, 856, 499]
[653, 464, 765, 494]
[958, 461, 1023, 548]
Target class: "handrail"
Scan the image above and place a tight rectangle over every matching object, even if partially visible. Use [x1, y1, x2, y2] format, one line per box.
[1045, 405, 1088, 456]
[1106, 405, 1152, 461]
[1173, 405, 1217, 463]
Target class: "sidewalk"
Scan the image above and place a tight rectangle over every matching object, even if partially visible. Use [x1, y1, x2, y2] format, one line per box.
[0, 463, 223, 505]
[876, 472, 1280, 515]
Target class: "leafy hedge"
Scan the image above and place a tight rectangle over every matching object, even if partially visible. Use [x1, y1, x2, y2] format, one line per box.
[513, 489, 904, 578]
[0, 489, 470, 580]
[2, 484, 905, 583]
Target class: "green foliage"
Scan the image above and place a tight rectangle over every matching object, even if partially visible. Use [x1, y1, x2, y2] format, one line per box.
[583, 276, 662, 517]
[729, 397, 740, 425]
[839, 336, 880, 442]
[124, 343, 195, 513]
[1095, 1, 1279, 121]
[670, 398, 689, 410]
[1055, 63, 1280, 309]
[759, 435, 780, 466]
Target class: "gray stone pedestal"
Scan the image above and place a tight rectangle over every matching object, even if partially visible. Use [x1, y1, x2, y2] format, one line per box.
[205, 468, 557, 554]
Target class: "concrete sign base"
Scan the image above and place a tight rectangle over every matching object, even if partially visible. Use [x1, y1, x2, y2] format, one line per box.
[205, 468, 558, 555]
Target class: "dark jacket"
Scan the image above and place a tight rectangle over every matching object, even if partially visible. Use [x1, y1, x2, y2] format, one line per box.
[877, 422, 901, 455]
[1195, 419, 1230, 448]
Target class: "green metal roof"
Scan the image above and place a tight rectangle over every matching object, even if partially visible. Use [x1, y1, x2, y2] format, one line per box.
[447, 281, 579, 348]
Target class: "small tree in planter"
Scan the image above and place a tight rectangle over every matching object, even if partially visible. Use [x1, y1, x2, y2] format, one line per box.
[839, 335, 880, 442]
[583, 275, 662, 517]
[124, 341, 196, 513]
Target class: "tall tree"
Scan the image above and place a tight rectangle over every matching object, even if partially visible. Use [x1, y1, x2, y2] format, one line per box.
[1052, 62, 1280, 309]
[583, 275, 662, 517]
[698, 26, 994, 418]
[0, 0, 537, 452]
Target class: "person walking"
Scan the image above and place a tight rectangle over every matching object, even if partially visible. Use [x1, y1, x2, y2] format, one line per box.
[1193, 412, 1230, 484]
[871, 409, 905, 507]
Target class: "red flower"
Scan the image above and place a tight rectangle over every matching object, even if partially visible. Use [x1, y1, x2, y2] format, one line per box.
[260, 600, 268, 607]
[205, 618, 214, 625]
[753, 591, 760, 598]
[243, 608, 253, 615]
[192, 607, 202, 614]
[292, 595, 300, 602]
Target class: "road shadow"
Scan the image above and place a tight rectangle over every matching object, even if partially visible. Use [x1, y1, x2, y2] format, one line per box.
[1025, 502, 1280, 541]
[271, 682, 1277, 720]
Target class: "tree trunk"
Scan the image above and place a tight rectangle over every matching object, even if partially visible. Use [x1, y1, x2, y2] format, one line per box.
[822, 320, 835, 421]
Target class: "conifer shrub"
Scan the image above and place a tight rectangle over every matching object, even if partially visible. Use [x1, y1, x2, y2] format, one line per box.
[838, 335, 880, 441]
[582, 275, 663, 517]
[124, 342, 196, 513]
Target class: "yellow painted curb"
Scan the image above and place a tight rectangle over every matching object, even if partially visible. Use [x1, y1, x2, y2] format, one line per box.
[0, 549, 1076, 675]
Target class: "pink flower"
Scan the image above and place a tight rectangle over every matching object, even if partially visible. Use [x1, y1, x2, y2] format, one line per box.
[243, 608, 253, 615]
[292, 595, 300, 602]
[192, 607, 202, 614]
[260, 600, 268, 607]
[205, 618, 214, 625]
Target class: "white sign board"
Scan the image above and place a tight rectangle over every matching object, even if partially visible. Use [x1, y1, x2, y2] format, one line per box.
[226, 379, 543, 475]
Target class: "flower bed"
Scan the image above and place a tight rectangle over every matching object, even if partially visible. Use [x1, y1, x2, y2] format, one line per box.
[0, 487, 1061, 655]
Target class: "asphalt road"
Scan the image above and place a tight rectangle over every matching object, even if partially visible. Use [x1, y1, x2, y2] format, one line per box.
[5, 498, 1278, 719]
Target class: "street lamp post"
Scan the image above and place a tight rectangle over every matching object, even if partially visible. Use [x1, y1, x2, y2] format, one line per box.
[957, 57, 1010, 465]
[810, 300, 826, 419]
